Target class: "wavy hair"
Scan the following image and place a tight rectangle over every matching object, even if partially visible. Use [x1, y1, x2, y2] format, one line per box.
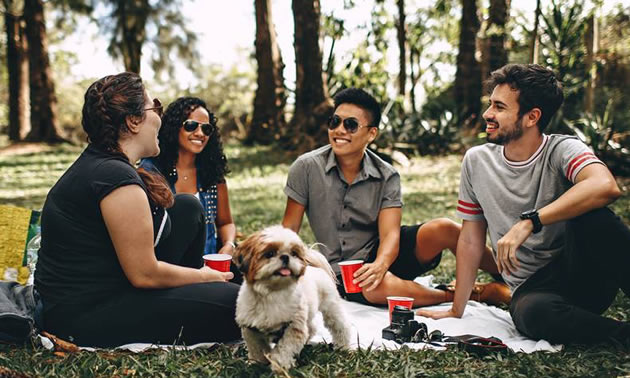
[485, 64, 564, 132]
[82, 72, 173, 208]
[156, 97, 230, 188]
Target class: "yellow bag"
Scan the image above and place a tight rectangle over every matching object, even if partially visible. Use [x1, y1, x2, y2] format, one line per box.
[0, 205, 40, 285]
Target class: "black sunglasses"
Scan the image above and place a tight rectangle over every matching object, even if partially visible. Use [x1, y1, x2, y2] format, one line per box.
[144, 98, 163, 118]
[327, 114, 368, 134]
[182, 119, 216, 136]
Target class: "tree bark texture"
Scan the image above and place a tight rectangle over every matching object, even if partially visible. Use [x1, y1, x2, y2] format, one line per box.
[529, 0, 541, 64]
[396, 0, 407, 99]
[5, 6, 30, 141]
[584, 13, 597, 113]
[481, 0, 510, 80]
[454, 0, 481, 129]
[289, 0, 333, 151]
[24, 0, 63, 142]
[249, 0, 287, 145]
[114, 0, 149, 73]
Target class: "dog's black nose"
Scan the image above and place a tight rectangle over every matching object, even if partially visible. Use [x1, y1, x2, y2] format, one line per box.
[280, 254, 289, 265]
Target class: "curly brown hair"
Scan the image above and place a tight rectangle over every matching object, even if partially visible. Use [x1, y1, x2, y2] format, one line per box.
[82, 72, 173, 208]
[156, 97, 230, 189]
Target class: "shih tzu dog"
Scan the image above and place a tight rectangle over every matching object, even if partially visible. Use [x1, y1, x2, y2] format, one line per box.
[234, 225, 350, 372]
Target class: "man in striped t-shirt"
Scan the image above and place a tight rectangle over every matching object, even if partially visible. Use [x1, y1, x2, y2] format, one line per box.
[418, 64, 630, 345]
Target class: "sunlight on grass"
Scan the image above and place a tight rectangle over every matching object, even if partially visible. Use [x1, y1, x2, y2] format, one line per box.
[1, 142, 629, 377]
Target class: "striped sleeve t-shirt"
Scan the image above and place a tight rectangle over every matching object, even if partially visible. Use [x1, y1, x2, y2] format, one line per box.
[456, 134, 604, 291]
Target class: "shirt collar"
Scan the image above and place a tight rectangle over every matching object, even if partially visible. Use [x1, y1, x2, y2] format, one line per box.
[324, 147, 382, 180]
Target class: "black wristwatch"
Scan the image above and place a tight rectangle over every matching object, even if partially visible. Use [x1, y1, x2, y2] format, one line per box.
[520, 209, 543, 234]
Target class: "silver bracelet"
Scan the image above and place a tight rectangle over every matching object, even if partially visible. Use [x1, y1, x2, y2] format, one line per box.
[226, 241, 236, 249]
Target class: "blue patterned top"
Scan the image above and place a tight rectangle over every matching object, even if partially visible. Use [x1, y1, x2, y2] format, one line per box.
[139, 158, 218, 254]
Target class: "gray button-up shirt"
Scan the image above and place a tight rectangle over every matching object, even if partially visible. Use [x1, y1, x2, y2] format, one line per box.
[284, 145, 402, 274]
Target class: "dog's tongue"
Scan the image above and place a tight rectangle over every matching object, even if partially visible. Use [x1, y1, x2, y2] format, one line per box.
[279, 268, 291, 276]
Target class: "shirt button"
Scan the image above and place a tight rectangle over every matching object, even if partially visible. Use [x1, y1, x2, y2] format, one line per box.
[342, 240, 346, 245]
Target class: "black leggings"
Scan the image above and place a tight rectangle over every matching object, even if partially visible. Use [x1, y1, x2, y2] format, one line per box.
[42, 194, 241, 347]
[510, 207, 630, 344]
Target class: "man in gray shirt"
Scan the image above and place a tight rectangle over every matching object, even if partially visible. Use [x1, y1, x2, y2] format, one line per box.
[282, 88, 510, 307]
[419, 64, 630, 345]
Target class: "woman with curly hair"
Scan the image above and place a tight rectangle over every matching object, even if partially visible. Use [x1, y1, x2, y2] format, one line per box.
[140, 97, 236, 256]
[35, 73, 241, 347]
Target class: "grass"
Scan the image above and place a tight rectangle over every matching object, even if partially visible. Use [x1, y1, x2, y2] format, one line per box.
[1, 141, 630, 377]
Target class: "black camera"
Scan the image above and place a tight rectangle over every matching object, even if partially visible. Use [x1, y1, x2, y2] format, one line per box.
[382, 305, 425, 344]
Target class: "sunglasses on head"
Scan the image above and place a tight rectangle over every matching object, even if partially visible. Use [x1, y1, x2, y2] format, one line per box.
[327, 114, 368, 134]
[182, 119, 216, 136]
[144, 98, 163, 118]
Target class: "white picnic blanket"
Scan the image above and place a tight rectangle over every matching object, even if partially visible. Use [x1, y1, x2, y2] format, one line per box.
[38, 276, 562, 353]
[309, 276, 562, 354]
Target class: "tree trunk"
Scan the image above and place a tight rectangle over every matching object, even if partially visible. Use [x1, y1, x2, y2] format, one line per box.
[289, 0, 332, 151]
[584, 13, 598, 114]
[529, 0, 541, 64]
[248, 0, 287, 145]
[5, 6, 30, 141]
[115, 0, 149, 73]
[409, 47, 418, 114]
[24, 0, 64, 142]
[481, 0, 510, 80]
[454, 0, 481, 129]
[396, 0, 407, 101]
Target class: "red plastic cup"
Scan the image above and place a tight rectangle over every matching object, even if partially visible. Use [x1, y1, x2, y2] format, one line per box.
[338, 260, 364, 293]
[387, 296, 414, 321]
[203, 254, 232, 272]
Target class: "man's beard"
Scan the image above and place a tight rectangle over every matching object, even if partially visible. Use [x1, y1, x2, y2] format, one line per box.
[486, 116, 524, 145]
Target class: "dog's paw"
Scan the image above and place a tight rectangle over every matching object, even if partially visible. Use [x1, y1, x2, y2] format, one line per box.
[248, 351, 269, 365]
[267, 352, 295, 373]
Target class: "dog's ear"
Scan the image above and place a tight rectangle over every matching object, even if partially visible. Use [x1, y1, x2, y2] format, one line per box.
[233, 231, 263, 280]
[233, 245, 250, 274]
[236, 253, 249, 274]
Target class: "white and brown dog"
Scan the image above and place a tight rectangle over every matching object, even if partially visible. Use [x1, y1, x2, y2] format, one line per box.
[234, 225, 350, 372]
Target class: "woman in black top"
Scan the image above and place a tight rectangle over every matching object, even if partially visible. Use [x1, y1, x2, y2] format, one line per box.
[35, 72, 241, 347]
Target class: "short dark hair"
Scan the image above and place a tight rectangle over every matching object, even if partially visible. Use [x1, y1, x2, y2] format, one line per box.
[333, 88, 381, 127]
[485, 64, 564, 132]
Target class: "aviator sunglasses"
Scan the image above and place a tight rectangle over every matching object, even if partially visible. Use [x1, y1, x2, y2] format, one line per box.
[144, 98, 163, 118]
[327, 114, 368, 134]
[182, 119, 217, 136]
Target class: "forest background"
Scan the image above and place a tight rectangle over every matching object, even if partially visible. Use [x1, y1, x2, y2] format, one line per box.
[1, 0, 630, 376]
[1, 0, 629, 172]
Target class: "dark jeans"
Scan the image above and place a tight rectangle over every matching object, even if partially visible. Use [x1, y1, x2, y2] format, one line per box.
[510, 207, 630, 344]
[42, 194, 241, 347]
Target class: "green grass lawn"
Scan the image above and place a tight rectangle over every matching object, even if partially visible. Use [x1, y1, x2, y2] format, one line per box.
[1, 142, 629, 377]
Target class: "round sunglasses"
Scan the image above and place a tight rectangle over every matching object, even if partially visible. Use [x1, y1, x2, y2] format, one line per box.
[327, 114, 369, 134]
[182, 119, 217, 136]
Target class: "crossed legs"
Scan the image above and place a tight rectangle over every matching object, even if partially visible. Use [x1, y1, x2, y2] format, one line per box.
[362, 218, 500, 306]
